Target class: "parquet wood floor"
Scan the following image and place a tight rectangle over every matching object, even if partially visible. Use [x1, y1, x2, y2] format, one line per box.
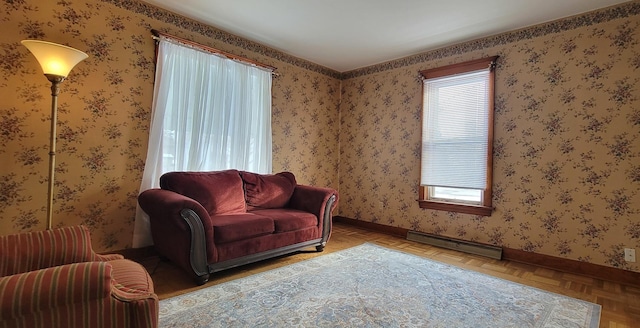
[142, 222, 640, 327]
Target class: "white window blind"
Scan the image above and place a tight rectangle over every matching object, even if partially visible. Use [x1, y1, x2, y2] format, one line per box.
[421, 69, 489, 190]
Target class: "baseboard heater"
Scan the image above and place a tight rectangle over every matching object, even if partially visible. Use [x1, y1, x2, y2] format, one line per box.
[406, 231, 503, 260]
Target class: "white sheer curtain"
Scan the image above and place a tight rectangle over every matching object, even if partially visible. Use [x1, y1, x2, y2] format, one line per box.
[133, 38, 272, 247]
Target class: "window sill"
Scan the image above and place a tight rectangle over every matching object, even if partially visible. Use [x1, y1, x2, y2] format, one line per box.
[418, 200, 493, 216]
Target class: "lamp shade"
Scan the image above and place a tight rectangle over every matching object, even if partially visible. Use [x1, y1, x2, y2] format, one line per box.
[21, 40, 88, 78]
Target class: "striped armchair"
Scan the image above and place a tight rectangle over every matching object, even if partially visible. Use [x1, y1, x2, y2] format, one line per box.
[0, 225, 158, 328]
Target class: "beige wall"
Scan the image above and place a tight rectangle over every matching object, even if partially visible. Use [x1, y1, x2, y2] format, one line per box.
[340, 3, 640, 272]
[1, 0, 638, 274]
[0, 0, 341, 251]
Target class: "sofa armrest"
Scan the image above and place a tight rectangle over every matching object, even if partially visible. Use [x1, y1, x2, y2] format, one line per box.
[138, 188, 214, 283]
[288, 185, 338, 245]
[138, 189, 212, 230]
[0, 262, 112, 321]
[289, 185, 338, 218]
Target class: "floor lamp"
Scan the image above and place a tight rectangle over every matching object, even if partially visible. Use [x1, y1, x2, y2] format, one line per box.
[21, 40, 88, 230]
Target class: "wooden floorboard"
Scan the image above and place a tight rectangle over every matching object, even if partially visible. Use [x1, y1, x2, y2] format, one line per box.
[140, 222, 640, 328]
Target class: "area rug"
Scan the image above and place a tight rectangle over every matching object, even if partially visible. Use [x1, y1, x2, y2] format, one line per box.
[159, 243, 601, 327]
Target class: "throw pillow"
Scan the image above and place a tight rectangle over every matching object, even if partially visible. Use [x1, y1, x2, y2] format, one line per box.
[240, 171, 297, 209]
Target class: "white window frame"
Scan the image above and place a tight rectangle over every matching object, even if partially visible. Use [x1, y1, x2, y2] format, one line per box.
[429, 186, 483, 205]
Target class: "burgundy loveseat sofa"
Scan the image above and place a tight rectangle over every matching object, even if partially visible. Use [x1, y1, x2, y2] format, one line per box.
[138, 170, 338, 285]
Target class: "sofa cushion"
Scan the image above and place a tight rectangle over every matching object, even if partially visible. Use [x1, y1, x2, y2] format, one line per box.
[211, 213, 275, 244]
[160, 170, 246, 216]
[240, 171, 297, 209]
[250, 209, 318, 233]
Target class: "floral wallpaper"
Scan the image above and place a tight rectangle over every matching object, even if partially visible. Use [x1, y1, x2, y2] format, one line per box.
[340, 2, 640, 272]
[1, 0, 638, 275]
[0, 0, 340, 251]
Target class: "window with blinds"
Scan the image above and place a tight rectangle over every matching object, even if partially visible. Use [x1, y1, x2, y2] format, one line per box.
[418, 56, 498, 216]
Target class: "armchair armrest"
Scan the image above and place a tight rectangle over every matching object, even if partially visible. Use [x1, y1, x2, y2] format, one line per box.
[111, 283, 158, 301]
[0, 262, 112, 321]
[96, 253, 125, 261]
[111, 284, 159, 328]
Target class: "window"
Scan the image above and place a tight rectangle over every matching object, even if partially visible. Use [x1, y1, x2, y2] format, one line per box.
[418, 56, 498, 216]
[133, 35, 273, 247]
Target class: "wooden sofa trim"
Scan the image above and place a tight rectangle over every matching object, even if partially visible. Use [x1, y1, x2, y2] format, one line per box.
[320, 194, 337, 247]
[180, 208, 209, 282]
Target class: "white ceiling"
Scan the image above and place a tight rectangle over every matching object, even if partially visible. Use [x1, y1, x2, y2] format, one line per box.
[141, 0, 631, 72]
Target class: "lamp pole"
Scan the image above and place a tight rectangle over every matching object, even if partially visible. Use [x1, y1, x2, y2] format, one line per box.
[45, 75, 65, 230]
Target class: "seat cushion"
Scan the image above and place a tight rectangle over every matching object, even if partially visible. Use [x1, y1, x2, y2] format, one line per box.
[211, 213, 275, 244]
[108, 259, 154, 293]
[240, 171, 296, 209]
[250, 209, 318, 233]
[160, 170, 246, 216]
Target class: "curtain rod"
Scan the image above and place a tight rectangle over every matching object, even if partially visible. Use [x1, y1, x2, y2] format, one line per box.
[151, 29, 277, 73]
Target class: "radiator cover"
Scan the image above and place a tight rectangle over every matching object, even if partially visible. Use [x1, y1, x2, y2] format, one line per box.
[407, 230, 502, 260]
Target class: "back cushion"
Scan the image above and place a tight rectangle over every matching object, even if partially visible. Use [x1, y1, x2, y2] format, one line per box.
[240, 171, 297, 209]
[0, 225, 95, 276]
[160, 170, 246, 216]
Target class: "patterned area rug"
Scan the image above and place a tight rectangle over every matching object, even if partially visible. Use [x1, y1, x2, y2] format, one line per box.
[159, 243, 601, 327]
